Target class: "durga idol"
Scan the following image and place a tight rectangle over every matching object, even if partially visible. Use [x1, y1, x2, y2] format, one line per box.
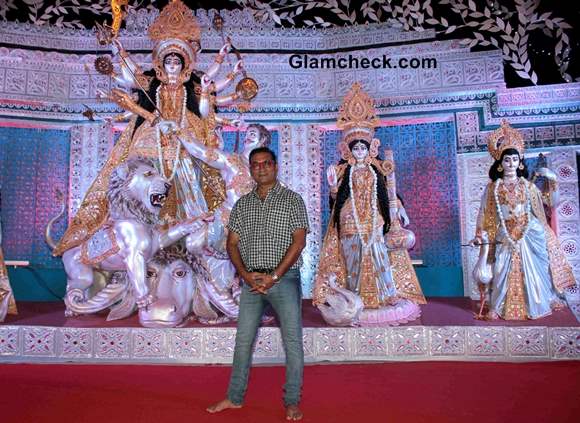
[54, 0, 248, 257]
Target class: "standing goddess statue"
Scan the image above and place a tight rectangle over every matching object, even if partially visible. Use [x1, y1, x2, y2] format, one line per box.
[313, 83, 425, 326]
[471, 120, 576, 320]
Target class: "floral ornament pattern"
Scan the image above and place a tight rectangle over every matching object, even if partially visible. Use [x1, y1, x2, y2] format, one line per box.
[230, 0, 574, 85]
[0, 1, 575, 85]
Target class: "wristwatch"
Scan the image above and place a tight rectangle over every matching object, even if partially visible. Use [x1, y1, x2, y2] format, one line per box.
[271, 272, 280, 283]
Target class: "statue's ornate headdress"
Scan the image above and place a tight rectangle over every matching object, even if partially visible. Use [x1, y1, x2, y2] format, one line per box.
[487, 119, 525, 161]
[337, 83, 381, 162]
[148, 0, 201, 83]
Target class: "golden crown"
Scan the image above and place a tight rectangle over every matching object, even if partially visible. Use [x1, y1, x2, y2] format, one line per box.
[148, 0, 201, 83]
[337, 82, 380, 145]
[487, 119, 525, 161]
[148, 0, 201, 48]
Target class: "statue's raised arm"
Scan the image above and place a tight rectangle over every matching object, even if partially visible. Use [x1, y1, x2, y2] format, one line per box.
[110, 38, 145, 90]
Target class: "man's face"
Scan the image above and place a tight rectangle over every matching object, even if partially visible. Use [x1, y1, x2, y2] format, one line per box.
[250, 151, 277, 186]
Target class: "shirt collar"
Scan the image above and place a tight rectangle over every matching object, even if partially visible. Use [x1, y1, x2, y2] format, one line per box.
[252, 180, 282, 200]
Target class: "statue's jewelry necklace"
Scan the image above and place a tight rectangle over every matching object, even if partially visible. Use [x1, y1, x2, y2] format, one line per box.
[349, 164, 378, 252]
[155, 85, 187, 181]
[494, 177, 531, 250]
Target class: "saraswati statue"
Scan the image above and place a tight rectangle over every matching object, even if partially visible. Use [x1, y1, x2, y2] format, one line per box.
[471, 120, 576, 320]
[313, 83, 426, 326]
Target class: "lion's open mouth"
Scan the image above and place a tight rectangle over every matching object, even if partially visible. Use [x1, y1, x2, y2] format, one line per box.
[150, 193, 167, 208]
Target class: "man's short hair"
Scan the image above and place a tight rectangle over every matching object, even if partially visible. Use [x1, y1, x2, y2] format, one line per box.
[249, 147, 277, 164]
[247, 123, 271, 147]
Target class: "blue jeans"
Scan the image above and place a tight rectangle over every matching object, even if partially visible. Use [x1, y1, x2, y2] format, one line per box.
[227, 269, 303, 406]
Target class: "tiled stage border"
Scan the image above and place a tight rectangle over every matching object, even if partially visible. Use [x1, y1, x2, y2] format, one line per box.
[1, 325, 578, 364]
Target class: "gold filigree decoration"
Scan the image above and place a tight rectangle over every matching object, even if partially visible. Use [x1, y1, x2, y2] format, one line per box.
[544, 225, 576, 293]
[504, 251, 527, 320]
[148, 0, 200, 49]
[80, 225, 120, 266]
[487, 119, 525, 161]
[336, 82, 380, 147]
[149, 0, 201, 84]
[388, 249, 426, 305]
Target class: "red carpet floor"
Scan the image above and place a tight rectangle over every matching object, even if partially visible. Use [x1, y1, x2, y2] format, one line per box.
[1, 361, 579, 423]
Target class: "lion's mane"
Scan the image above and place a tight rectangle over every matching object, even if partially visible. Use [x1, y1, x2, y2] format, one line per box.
[108, 157, 158, 225]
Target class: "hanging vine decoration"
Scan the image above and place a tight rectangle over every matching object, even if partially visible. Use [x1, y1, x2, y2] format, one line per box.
[1, 0, 158, 30]
[13, 0, 111, 29]
[230, 0, 575, 85]
[2, 0, 575, 84]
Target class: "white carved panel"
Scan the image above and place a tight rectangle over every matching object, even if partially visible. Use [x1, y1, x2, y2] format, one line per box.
[352, 328, 389, 357]
[430, 326, 466, 356]
[278, 124, 322, 297]
[550, 328, 580, 359]
[59, 328, 92, 358]
[0, 326, 19, 356]
[549, 148, 580, 286]
[132, 329, 167, 359]
[467, 327, 506, 356]
[507, 327, 548, 357]
[94, 328, 130, 359]
[457, 152, 493, 298]
[302, 328, 316, 360]
[390, 327, 427, 356]
[22, 327, 56, 357]
[68, 123, 114, 221]
[315, 328, 350, 357]
[1, 324, 579, 363]
[203, 328, 235, 361]
[168, 329, 203, 359]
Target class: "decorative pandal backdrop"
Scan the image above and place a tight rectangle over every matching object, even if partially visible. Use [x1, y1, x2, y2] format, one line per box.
[0, 6, 578, 302]
[0, 128, 69, 269]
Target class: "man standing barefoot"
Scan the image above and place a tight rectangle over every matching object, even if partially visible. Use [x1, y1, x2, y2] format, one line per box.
[207, 147, 309, 421]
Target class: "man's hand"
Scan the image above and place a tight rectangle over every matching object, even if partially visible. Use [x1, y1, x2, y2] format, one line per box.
[250, 273, 276, 293]
[242, 272, 268, 294]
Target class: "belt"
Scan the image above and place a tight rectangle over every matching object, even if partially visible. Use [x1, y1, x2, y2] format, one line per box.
[248, 268, 275, 274]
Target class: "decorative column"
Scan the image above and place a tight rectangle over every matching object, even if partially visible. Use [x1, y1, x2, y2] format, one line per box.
[278, 123, 322, 297]
[68, 123, 114, 221]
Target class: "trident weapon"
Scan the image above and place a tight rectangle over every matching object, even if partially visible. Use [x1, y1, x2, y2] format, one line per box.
[212, 12, 258, 152]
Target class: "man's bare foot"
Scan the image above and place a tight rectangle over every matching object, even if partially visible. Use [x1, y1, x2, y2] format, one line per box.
[206, 399, 242, 414]
[286, 404, 303, 421]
